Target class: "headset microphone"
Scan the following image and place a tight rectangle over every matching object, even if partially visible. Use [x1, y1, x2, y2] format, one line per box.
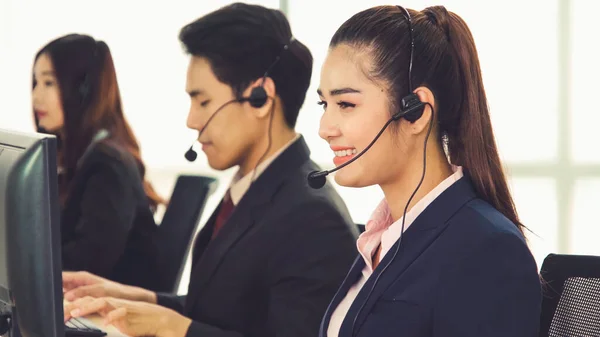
[306, 94, 424, 189]
[306, 170, 328, 189]
[184, 145, 198, 162]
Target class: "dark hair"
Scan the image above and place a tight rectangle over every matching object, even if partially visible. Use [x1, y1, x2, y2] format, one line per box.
[33, 34, 165, 210]
[331, 6, 524, 233]
[178, 2, 313, 128]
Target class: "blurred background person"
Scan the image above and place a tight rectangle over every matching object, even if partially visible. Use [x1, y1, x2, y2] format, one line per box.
[32, 33, 166, 291]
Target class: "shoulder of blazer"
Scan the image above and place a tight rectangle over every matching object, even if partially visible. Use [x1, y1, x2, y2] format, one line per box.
[78, 141, 140, 178]
[72, 140, 145, 200]
[436, 198, 538, 292]
[424, 196, 532, 271]
[460, 198, 526, 242]
[264, 158, 356, 234]
[61, 141, 152, 224]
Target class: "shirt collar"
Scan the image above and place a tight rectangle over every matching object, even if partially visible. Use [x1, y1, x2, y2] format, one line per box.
[357, 165, 464, 269]
[229, 133, 301, 205]
[368, 165, 464, 231]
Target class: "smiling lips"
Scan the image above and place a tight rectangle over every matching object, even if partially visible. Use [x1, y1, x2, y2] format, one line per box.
[331, 146, 358, 166]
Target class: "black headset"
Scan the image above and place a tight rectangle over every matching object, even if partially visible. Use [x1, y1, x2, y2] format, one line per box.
[77, 42, 101, 107]
[241, 37, 295, 108]
[78, 73, 91, 105]
[392, 6, 425, 122]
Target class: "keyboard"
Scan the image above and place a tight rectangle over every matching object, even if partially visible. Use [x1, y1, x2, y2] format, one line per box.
[65, 317, 107, 337]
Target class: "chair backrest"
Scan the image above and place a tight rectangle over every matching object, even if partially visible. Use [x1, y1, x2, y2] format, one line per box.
[539, 253, 600, 337]
[155, 174, 218, 293]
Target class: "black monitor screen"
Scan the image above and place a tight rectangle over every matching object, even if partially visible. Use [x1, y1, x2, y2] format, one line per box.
[0, 128, 63, 337]
[0, 141, 25, 302]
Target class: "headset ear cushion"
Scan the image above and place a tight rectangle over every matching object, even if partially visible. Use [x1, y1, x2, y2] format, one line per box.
[78, 73, 91, 107]
[248, 87, 268, 108]
[399, 93, 425, 122]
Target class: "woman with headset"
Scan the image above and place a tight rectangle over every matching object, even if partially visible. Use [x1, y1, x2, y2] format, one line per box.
[32, 34, 165, 291]
[315, 5, 541, 336]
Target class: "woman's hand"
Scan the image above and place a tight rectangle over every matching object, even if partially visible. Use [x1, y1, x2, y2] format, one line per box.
[63, 271, 157, 303]
[64, 296, 191, 337]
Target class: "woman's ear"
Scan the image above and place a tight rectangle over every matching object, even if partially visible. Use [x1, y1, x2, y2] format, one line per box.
[406, 86, 436, 135]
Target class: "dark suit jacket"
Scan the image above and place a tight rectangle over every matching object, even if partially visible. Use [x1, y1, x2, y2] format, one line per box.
[319, 177, 542, 337]
[60, 140, 161, 291]
[157, 136, 358, 337]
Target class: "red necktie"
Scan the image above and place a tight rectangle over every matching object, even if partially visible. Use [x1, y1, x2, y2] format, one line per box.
[211, 190, 235, 239]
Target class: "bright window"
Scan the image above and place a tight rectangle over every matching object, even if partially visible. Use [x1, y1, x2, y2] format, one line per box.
[571, 0, 600, 163]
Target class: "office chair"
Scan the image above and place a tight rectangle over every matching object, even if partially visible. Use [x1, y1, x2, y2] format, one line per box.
[539, 253, 600, 337]
[357, 223, 366, 234]
[155, 175, 218, 293]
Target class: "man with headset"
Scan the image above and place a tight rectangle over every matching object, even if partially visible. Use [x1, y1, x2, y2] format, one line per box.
[61, 3, 358, 337]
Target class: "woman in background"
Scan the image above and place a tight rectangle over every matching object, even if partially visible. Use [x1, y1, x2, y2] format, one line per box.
[317, 5, 541, 336]
[32, 34, 165, 291]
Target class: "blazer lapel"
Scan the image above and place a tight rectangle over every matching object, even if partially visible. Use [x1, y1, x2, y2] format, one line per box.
[319, 256, 364, 337]
[183, 203, 219, 313]
[185, 136, 312, 314]
[339, 177, 477, 336]
[191, 204, 219, 262]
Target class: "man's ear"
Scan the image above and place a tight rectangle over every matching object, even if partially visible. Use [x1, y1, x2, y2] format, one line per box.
[244, 77, 275, 119]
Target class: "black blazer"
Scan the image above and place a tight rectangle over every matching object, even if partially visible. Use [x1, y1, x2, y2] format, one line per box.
[319, 177, 542, 337]
[157, 136, 358, 337]
[60, 140, 161, 291]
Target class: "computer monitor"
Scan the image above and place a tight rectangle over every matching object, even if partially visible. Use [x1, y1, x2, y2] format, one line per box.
[0, 128, 63, 337]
